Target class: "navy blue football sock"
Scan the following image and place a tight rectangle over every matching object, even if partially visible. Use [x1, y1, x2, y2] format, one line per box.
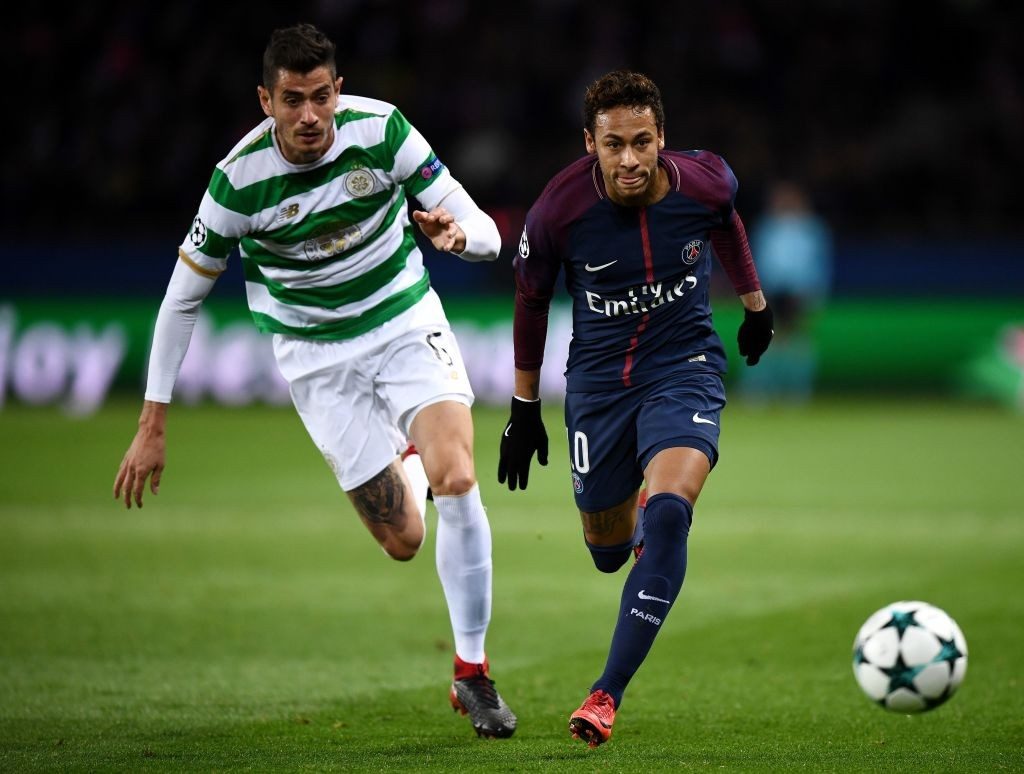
[585, 537, 634, 573]
[632, 499, 646, 548]
[591, 493, 693, 708]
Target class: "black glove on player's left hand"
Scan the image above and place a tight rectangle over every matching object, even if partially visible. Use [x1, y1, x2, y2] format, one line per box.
[737, 305, 774, 366]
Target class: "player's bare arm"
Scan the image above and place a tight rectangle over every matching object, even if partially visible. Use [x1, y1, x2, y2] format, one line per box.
[513, 367, 542, 401]
[740, 289, 767, 312]
[413, 207, 466, 253]
[113, 400, 168, 509]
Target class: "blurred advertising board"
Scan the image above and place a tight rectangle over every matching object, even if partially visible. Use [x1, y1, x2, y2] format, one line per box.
[0, 299, 1020, 414]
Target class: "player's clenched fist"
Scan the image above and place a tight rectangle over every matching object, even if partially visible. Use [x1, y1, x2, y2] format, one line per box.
[737, 305, 774, 366]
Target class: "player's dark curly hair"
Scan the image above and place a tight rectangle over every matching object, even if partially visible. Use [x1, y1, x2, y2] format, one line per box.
[583, 70, 665, 135]
[262, 23, 336, 89]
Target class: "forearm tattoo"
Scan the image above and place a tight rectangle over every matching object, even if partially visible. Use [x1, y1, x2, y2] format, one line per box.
[351, 465, 408, 528]
[581, 508, 629, 537]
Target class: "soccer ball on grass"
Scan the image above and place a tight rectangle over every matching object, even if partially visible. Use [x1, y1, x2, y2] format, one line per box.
[852, 600, 967, 713]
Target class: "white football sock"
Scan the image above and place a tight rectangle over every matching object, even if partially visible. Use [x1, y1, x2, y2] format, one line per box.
[401, 450, 430, 547]
[433, 483, 492, 664]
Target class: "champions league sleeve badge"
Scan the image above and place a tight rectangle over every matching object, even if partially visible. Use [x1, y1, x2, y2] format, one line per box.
[189, 216, 208, 248]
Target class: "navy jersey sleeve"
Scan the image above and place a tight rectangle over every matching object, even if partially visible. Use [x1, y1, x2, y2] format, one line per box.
[512, 205, 561, 371]
[710, 211, 761, 295]
[512, 156, 597, 371]
[675, 150, 761, 295]
[672, 150, 739, 222]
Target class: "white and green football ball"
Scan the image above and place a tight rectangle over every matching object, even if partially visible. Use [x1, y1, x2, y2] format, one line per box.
[852, 600, 968, 713]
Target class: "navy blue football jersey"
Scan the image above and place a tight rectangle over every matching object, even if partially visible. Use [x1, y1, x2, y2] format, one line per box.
[514, 150, 746, 393]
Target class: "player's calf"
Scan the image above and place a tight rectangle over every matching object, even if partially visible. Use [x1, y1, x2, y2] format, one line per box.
[585, 538, 634, 573]
[347, 462, 426, 560]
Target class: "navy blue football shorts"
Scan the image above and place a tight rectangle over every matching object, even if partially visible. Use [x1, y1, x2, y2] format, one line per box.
[562, 370, 726, 512]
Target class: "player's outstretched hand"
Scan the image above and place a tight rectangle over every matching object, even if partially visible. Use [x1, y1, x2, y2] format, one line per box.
[413, 207, 466, 253]
[498, 397, 548, 491]
[737, 305, 774, 366]
[113, 427, 166, 509]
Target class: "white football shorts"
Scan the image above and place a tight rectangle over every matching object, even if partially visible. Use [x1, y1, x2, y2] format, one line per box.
[272, 289, 474, 491]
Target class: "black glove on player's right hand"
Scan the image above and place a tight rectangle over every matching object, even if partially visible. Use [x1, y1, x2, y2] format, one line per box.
[497, 397, 548, 491]
[737, 305, 774, 366]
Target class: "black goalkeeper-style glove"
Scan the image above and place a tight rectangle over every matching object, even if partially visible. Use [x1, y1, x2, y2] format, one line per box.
[497, 397, 549, 491]
[737, 305, 774, 366]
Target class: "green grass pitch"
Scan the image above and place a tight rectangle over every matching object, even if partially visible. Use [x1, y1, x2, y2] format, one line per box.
[1, 398, 1022, 772]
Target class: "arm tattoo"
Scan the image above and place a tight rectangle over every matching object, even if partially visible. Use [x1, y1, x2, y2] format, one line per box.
[350, 465, 408, 528]
[581, 508, 629, 537]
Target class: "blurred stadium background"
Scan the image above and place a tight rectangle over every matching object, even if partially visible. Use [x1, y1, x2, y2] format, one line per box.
[3, 0, 1023, 411]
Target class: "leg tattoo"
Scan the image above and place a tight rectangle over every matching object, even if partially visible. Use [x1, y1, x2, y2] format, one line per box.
[351, 465, 408, 529]
[581, 508, 631, 540]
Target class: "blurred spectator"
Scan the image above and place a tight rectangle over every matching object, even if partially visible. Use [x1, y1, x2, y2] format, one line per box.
[739, 181, 833, 404]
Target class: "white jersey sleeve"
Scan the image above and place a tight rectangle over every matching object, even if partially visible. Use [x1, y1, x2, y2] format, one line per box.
[144, 259, 217, 403]
[389, 117, 500, 263]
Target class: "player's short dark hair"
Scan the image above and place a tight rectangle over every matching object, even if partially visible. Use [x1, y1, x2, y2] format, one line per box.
[262, 23, 336, 90]
[583, 70, 665, 135]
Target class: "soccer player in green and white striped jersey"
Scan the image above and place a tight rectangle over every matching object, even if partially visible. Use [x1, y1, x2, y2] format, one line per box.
[114, 23, 516, 739]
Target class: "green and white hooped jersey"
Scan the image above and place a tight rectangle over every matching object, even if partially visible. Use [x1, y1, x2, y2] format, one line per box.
[178, 94, 458, 341]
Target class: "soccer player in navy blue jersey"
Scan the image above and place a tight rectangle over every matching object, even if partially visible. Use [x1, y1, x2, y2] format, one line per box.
[497, 70, 774, 747]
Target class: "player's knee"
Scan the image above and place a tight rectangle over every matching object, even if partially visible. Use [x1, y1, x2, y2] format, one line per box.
[643, 493, 694, 537]
[381, 535, 421, 562]
[586, 539, 634, 573]
[429, 469, 476, 498]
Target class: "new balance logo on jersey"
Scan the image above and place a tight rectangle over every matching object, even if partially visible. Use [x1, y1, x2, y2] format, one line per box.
[276, 203, 300, 222]
[585, 276, 697, 318]
[630, 608, 662, 626]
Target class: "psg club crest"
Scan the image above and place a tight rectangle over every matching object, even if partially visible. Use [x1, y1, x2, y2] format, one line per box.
[682, 239, 704, 265]
[572, 471, 583, 494]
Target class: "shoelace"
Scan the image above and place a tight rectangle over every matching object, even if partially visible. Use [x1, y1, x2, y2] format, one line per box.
[460, 674, 500, 708]
[585, 692, 614, 716]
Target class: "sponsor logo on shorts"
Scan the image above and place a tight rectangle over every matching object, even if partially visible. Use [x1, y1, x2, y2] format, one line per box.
[321, 449, 341, 478]
[692, 411, 717, 426]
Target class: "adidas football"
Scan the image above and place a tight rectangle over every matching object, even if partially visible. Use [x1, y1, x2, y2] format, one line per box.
[852, 600, 968, 713]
